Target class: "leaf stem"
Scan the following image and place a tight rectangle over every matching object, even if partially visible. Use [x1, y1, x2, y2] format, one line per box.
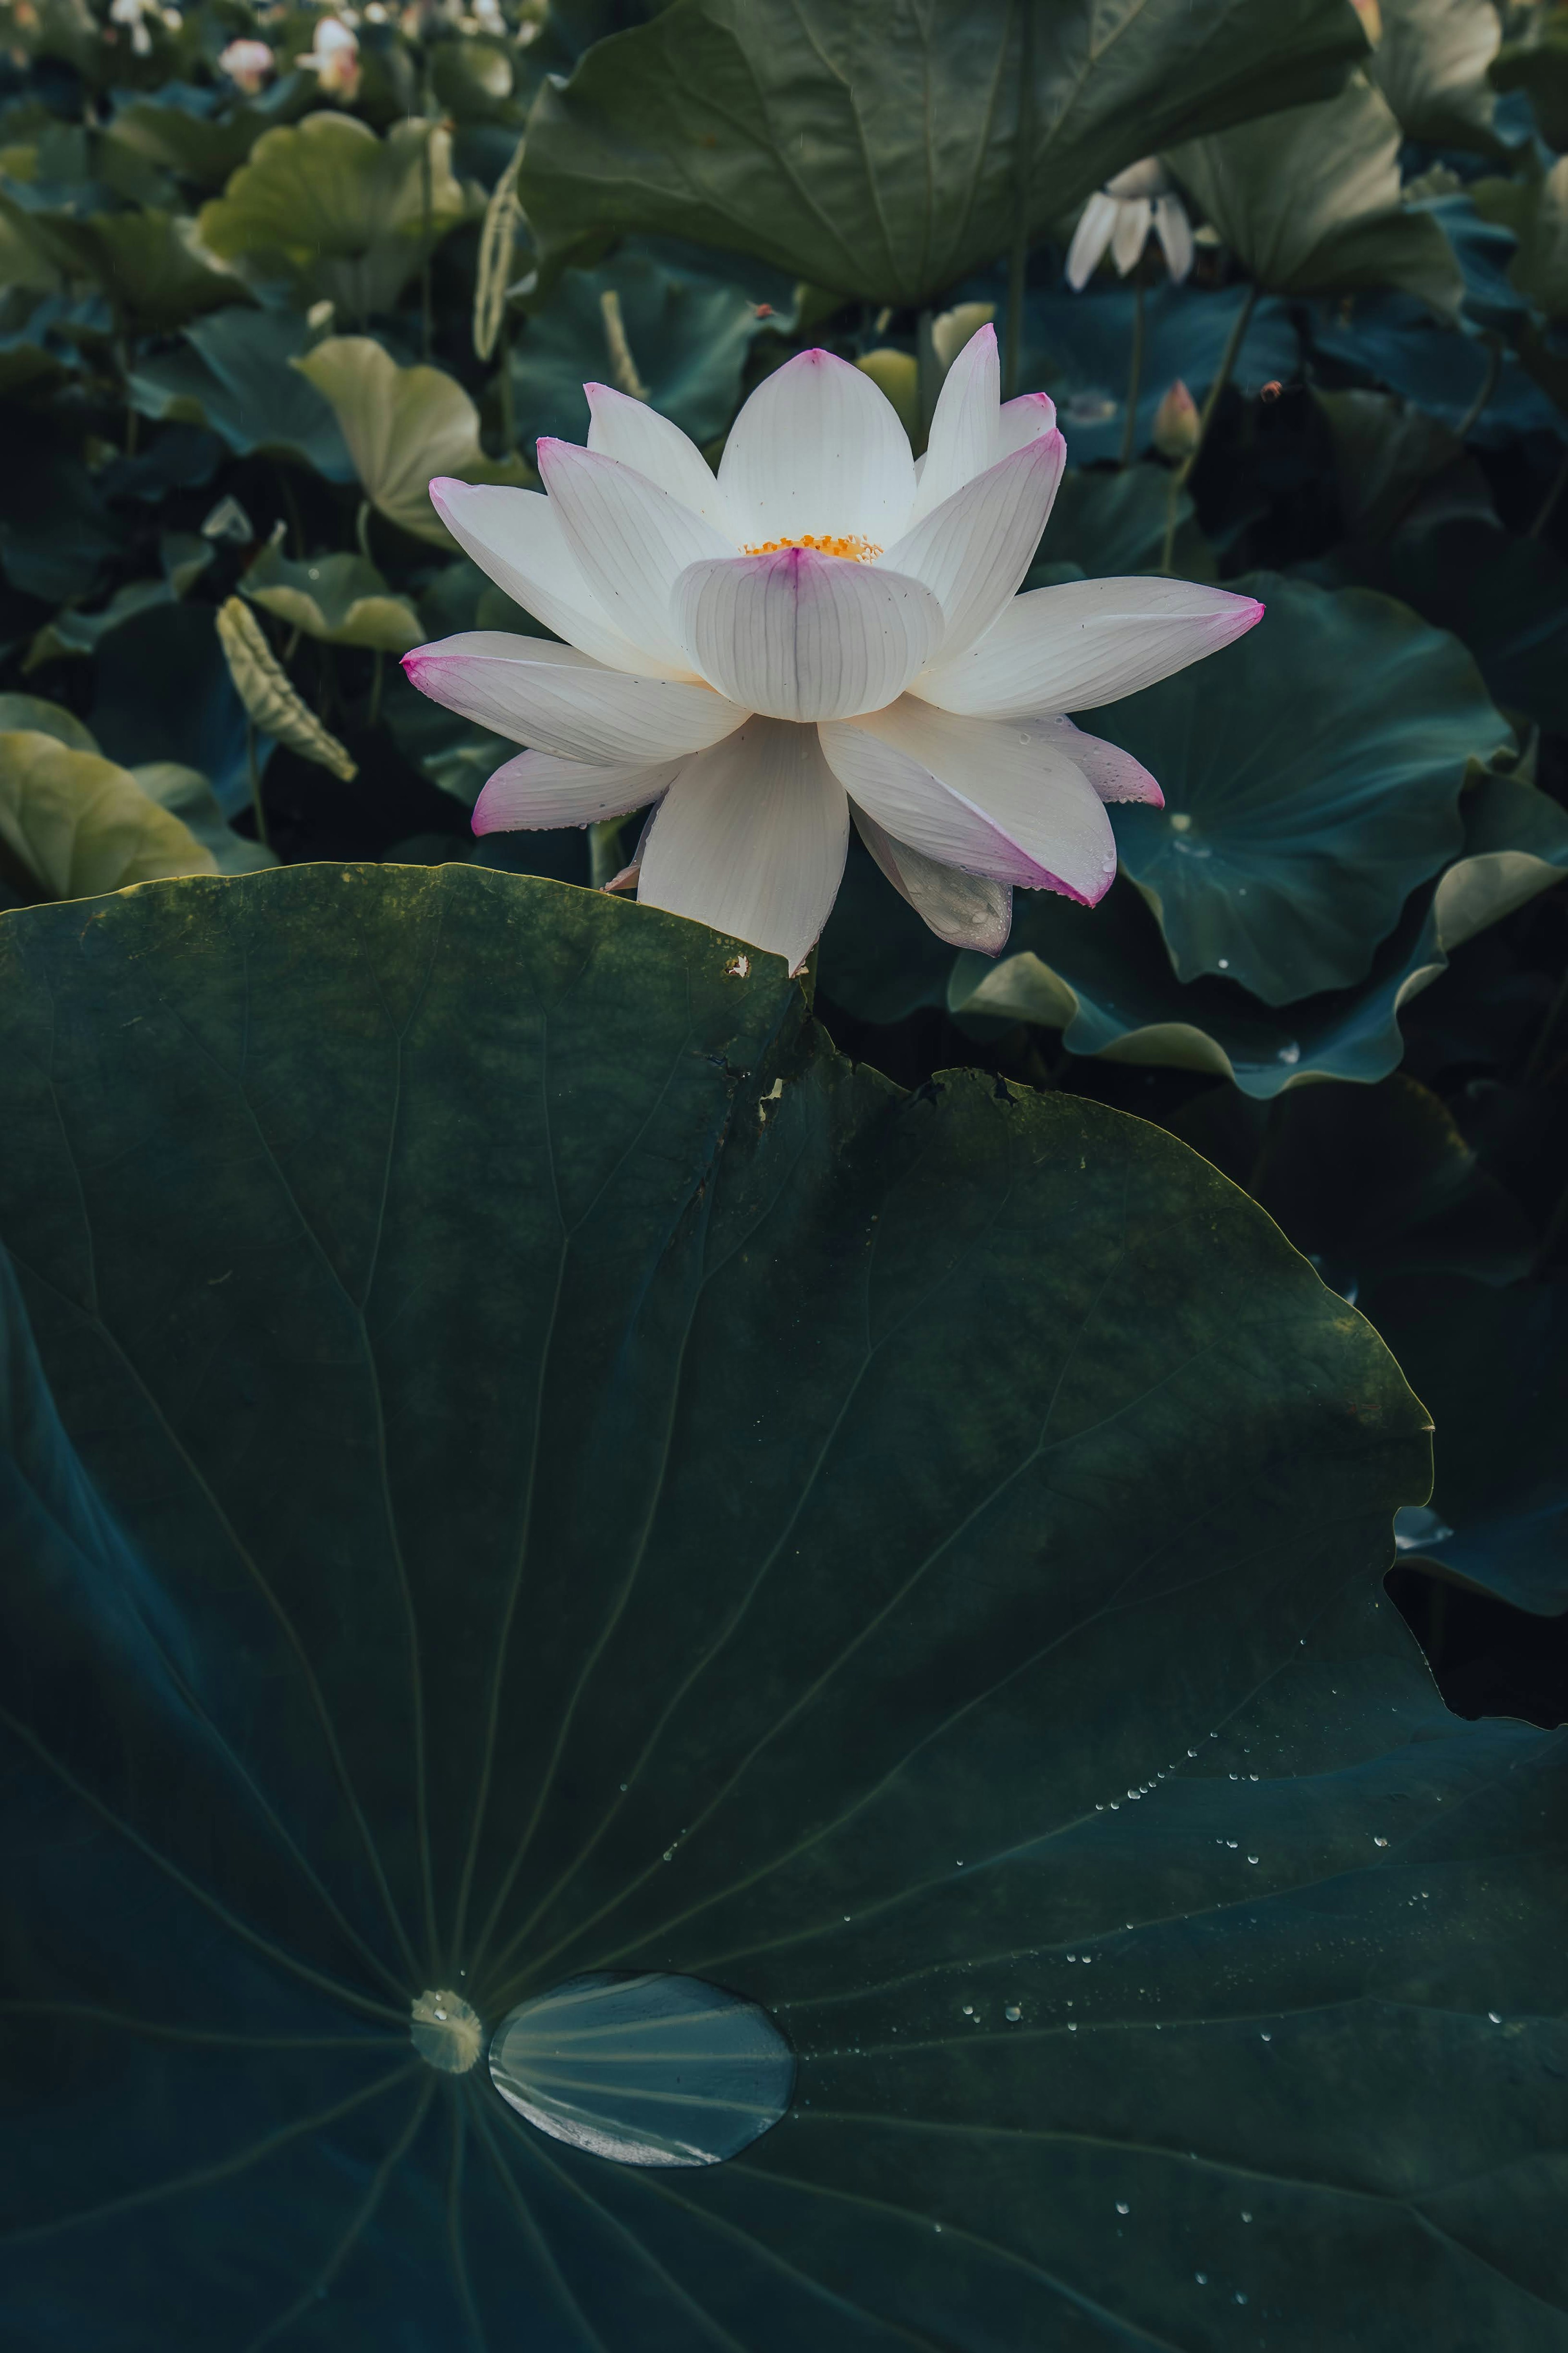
[420, 83, 435, 364]
[1452, 339, 1501, 445]
[498, 303, 516, 460]
[1002, 0, 1036, 401]
[369, 649, 385, 729]
[356, 499, 374, 563]
[915, 307, 940, 445]
[1160, 282, 1256, 571]
[246, 718, 270, 850]
[1119, 275, 1145, 468]
[1528, 440, 1568, 539]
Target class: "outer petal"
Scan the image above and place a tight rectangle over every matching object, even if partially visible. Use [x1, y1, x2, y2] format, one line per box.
[851, 805, 1012, 954]
[473, 749, 683, 834]
[1111, 196, 1153, 276]
[914, 578, 1265, 717]
[1033, 716, 1164, 805]
[1154, 193, 1194, 285]
[821, 699, 1117, 903]
[1066, 192, 1118, 291]
[909, 323, 999, 523]
[636, 716, 849, 974]
[536, 438, 735, 676]
[674, 547, 943, 723]
[429, 478, 662, 676]
[585, 384, 728, 528]
[717, 347, 917, 551]
[401, 632, 749, 763]
[996, 390, 1058, 459]
[879, 430, 1066, 663]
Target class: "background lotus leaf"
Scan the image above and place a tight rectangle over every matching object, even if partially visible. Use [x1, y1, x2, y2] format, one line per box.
[1369, 0, 1501, 150]
[1488, 14, 1568, 151]
[1023, 462, 1211, 583]
[1168, 72, 1465, 316]
[0, 196, 251, 331]
[1091, 575, 1503, 1004]
[1472, 155, 1568, 322]
[518, 0, 1369, 306]
[99, 77, 316, 195]
[128, 307, 355, 479]
[242, 539, 423, 654]
[509, 239, 798, 449]
[196, 113, 466, 315]
[87, 602, 261, 820]
[292, 335, 530, 546]
[129, 758, 280, 874]
[0, 725, 216, 901]
[3, 860, 1566, 2346]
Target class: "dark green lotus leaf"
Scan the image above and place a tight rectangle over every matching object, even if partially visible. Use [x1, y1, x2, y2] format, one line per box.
[1024, 462, 1211, 585]
[1091, 576, 1504, 1005]
[1490, 22, 1568, 151]
[128, 308, 355, 480]
[510, 239, 798, 449]
[5, 863, 1568, 2344]
[1368, 0, 1501, 152]
[88, 601, 257, 819]
[819, 765, 1568, 1099]
[101, 76, 316, 194]
[0, 443, 129, 605]
[1361, 1272, 1568, 1617]
[518, 0, 1366, 306]
[0, 194, 252, 332]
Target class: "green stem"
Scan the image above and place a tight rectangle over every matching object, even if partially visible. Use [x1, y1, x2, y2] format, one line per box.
[1453, 339, 1501, 445]
[588, 818, 626, 889]
[1002, 0, 1037, 401]
[1521, 961, 1568, 1089]
[915, 307, 940, 447]
[369, 650, 385, 729]
[356, 499, 374, 563]
[247, 719, 270, 850]
[420, 84, 435, 364]
[1118, 275, 1145, 468]
[498, 303, 516, 461]
[276, 464, 306, 561]
[1160, 281, 1256, 571]
[1528, 440, 1568, 540]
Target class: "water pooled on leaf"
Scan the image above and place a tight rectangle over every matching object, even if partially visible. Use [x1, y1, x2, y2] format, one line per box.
[488, 1972, 794, 2168]
[410, 1988, 483, 2074]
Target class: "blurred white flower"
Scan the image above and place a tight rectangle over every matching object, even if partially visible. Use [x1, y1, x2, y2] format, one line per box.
[299, 16, 360, 98]
[218, 37, 276, 91]
[108, 0, 154, 56]
[403, 330, 1260, 971]
[1067, 160, 1194, 292]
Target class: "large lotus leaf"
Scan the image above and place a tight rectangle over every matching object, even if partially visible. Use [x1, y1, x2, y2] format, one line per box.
[1369, 0, 1500, 150]
[0, 445, 128, 606]
[0, 727, 216, 901]
[5, 861, 1568, 2346]
[22, 577, 176, 671]
[242, 540, 423, 653]
[292, 336, 530, 546]
[1168, 73, 1464, 317]
[101, 76, 316, 194]
[816, 765, 1568, 1097]
[983, 280, 1299, 469]
[196, 113, 466, 314]
[1307, 288, 1565, 453]
[0, 691, 96, 751]
[1489, 20, 1568, 153]
[1089, 576, 1502, 1005]
[1360, 1271, 1568, 1616]
[128, 307, 355, 480]
[517, 0, 1368, 306]
[129, 758, 278, 876]
[1024, 464, 1208, 583]
[1471, 157, 1568, 323]
[1312, 388, 1462, 542]
[0, 196, 250, 330]
[510, 239, 798, 449]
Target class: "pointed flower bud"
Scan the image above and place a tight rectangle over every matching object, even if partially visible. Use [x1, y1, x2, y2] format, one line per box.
[1152, 379, 1200, 462]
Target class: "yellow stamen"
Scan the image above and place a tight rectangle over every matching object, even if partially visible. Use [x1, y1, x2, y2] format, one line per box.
[741, 531, 882, 562]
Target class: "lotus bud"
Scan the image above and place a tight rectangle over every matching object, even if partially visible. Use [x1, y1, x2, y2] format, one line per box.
[1152, 379, 1200, 462]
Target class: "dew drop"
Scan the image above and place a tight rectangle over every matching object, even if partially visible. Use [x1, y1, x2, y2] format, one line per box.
[1260, 2032, 1272, 2042]
[1488, 2011, 1502, 2025]
[1067, 2022, 1077, 2032]
[962, 2004, 974, 2016]
[1235, 2291, 1249, 2305]
[1241, 2211, 1252, 2223]
[1217, 957, 1230, 970]
[1247, 1856, 1259, 1865]
[410, 1988, 483, 2075]
[488, 1972, 794, 2168]
[1195, 2272, 1208, 2285]
[1005, 2005, 1021, 2022]
[1115, 2201, 1130, 2215]
[1374, 1837, 1389, 1848]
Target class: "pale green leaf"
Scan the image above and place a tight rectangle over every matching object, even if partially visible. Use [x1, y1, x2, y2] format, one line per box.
[214, 596, 358, 781]
[242, 537, 423, 653]
[0, 729, 218, 902]
[1370, 0, 1500, 150]
[291, 335, 529, 546]
[129, 761, 279, 875]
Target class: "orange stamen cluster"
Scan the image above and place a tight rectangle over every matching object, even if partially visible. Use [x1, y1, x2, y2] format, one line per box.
[742, 532, 882, 562]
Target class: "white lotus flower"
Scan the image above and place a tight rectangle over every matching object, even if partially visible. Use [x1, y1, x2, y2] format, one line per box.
[218, 37, 276, 92]
[300, 16, 360, 98]
[403, 330, 1261, 971]
[1067, 160, 1194, 292]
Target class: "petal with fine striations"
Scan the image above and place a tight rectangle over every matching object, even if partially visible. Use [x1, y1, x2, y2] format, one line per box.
[914, 577, 1264, 717]
[402, 633, 749, 764]
[718, 348, 916, 552]
[429, 478, 663, 676]
[674, 547, 943, 723]
[880, 430, 1066, 664]
[472, 749, 684, 834]
[909, 324, 1000, 522]
[852, 805, 1013, 952]
[585, 384, 730, 529]
[537, 439, 735, 676]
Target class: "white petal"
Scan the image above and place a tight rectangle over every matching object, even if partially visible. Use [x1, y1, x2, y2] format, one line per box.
[636, 717, 849, 973]
[909, 323, 999, 522]
[1154, 194, 1194, 285]
[1105, 159, 1168, 201]
[585, 384, 728, 527]
[402, 632, 749, 763]
[996, 390, 1058, 459]
[879, 431, 1066, 664]
[914, 577, 1265, 717]
[536, 439, 735, 675]
[1033, 716, 1164, 805]
[717, 348, 916, 551]
[674, 548, 943, 723]
[1111, 197, 1153, 277]
[1066, 192, 1118, 291]
[473, 749, 683, 834]
[821, 699, 1117, 903]
[429, 478, 663, 676]
[851, 805, 1012, 954]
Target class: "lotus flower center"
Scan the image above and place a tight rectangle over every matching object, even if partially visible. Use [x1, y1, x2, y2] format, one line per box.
[741, 532, 882, 562]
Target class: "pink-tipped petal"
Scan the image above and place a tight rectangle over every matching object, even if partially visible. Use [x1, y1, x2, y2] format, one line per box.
[996, 390, 1058, 459]
[535, 438, 735, 676]
[584, 384, 728, 526]
[673, 546, 943, 723]
[401, 631, 748, 763]
[718, 346, 917, 550]
[880, 430, 1067, 663]
[915, 579, 1265, 717]
[636, 716, 849, 975]
[910, 323, 1000, 522]
[823, 698, 1118, 906]
[1032, 716, 1164, 805]
[852, 804, 1012, 955]
[428, 478, 660, 675]
[472, 749, 683, 834]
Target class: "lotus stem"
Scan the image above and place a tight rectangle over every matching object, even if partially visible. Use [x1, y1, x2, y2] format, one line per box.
[420, 88, 435, 362]
[1528, 441, 1568, 539]
[498, 305, 516, 459]
[1002, 0, 1036, 401]
[356, 500, 374, 562]
[599, 290, 650, 401]
[369, 650, 385, 729]
[1119, 276, 1145, 469]
[1521, 962, 1568, 1088]
[1161, 281, 1256, 571]
[916, 308, 940, 444]
[247, 718, 269, 850]
[1453, 340, 1501, 446]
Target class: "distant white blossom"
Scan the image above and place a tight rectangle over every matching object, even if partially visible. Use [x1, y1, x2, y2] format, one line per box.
[218, 37, 275, 91]
[299, 16, 360, 98]
[1067, 160, 1194, 292]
